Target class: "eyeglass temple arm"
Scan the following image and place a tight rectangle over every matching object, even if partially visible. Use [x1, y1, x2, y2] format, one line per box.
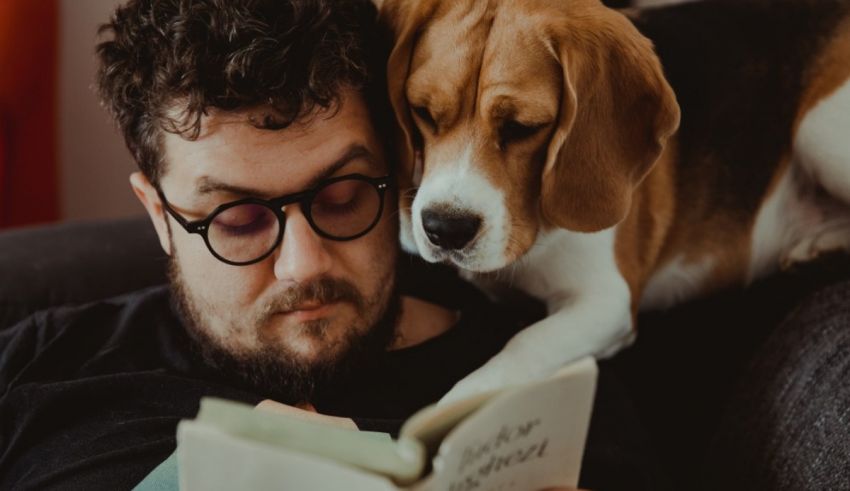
[155, 188, 197, 233]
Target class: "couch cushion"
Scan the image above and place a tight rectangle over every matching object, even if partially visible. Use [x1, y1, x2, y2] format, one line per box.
[0, 216, 167, 330]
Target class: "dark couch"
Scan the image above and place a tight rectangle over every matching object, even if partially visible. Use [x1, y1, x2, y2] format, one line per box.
[0, 217, 168, 330]
[1, 217, 849, 489]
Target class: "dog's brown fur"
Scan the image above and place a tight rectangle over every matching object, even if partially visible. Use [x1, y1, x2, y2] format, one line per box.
[382, 0, 850, 310]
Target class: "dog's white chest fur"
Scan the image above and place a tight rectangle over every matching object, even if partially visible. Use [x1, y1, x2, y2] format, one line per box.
[503, 228, 630, 311]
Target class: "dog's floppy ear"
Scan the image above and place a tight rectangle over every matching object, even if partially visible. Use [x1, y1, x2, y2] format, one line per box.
[541, 8, 680, 233]
[379, 0, 439, 192]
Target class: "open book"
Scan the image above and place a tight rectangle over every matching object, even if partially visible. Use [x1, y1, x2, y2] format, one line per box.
[176, 357, 597, 490]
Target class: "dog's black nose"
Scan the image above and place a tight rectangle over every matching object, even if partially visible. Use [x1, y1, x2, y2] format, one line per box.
[421, 209, 481, 250]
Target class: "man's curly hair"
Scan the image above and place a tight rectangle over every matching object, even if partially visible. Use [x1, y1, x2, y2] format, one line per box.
[96, 0, 387, 185]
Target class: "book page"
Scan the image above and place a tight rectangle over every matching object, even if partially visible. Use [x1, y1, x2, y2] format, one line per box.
[177, 421, 401, 491]
[188, 398, 425, 484]
[401, 390, 496, 458]
[410, 357, 597, 491]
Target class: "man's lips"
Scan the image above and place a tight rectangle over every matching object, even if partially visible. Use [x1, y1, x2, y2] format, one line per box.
[276, 301, 340, 322]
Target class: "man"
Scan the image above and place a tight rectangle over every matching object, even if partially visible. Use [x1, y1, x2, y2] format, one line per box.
[0, 0, 662, 489]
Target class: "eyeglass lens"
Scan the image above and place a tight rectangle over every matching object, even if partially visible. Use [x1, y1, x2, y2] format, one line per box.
[206, 178, 383, 263]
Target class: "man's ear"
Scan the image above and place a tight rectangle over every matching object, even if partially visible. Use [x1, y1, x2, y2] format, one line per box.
[129, 172, 172, 255]
[540, 6, 680, 233]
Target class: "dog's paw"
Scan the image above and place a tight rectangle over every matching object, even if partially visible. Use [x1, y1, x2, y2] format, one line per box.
[595, 328, 636, 359]
[783, 226, 850, 268]
[438, 374, 499, 406]
[437, 360, 545, 406]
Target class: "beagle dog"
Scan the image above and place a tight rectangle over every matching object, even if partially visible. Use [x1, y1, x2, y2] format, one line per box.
[380, 0, 850, 402]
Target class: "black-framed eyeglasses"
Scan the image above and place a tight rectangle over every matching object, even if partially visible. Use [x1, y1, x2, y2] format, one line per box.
[157, 174, 392, 266]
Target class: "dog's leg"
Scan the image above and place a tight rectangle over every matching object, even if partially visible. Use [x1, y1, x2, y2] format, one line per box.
[439, 227, 634, 403]
[795, 78, 850, 204]
[787, 77, 850, 264]
[783, 212, 850, 266]
[439, 294, 634, 404]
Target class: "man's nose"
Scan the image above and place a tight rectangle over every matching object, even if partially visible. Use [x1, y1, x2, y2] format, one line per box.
[273, 209, 333, 282]
[421, 208, 482, 251]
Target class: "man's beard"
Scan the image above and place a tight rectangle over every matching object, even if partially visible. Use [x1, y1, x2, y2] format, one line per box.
[168, 255, 401, 405]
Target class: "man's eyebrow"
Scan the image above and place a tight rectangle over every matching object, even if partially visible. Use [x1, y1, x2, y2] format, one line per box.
[195, 144, 376, 199]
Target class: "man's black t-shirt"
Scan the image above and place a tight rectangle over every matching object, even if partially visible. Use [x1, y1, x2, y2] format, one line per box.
[0, 284, 664, 491]
[0, 284, 528, 490]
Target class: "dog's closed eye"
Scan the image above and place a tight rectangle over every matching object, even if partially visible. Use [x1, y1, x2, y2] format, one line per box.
[498, 119, 548, 149]
[412, 105, 438, 134]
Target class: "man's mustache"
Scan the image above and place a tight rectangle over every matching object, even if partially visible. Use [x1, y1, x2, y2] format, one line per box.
[258, 276, 365, 319]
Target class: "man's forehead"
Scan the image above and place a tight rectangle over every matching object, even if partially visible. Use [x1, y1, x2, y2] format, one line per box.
[158, 95, 384, 202]
[191, 143, 378, 199]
